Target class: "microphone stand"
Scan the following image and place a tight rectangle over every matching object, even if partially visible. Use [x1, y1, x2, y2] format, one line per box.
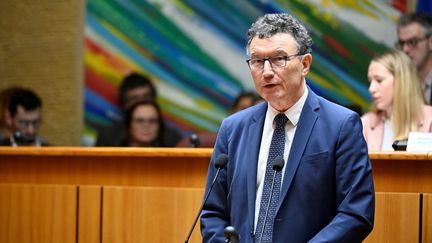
[257, 156, 284, 243]
[184, 154, 228, 243]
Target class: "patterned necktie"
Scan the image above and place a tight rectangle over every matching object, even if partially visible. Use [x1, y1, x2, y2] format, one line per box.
[255, 113, 288, 243]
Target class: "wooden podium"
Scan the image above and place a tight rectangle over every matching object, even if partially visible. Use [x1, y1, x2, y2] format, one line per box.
[0, 147, 431, 242]
[0, 147, 211, 243]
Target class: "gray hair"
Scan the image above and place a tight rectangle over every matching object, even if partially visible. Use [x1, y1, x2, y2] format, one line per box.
[397, 12, 432, 37]
[246, 13, 313, 55]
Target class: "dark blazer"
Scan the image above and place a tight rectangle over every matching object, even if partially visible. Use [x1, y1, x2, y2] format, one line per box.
[200, 88, 374, 242]
[0, 136, 49, 146]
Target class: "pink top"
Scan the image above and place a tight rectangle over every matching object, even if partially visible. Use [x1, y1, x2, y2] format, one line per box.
[361, 105, 432, 151]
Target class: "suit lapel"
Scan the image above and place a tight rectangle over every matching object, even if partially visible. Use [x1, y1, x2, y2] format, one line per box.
[278, 89, 319, 209]
[246, 102, 267, 231]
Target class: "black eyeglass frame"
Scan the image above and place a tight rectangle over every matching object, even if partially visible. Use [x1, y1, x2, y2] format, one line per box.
[246, 53, 305, 70]
[395, 35, 430, 49]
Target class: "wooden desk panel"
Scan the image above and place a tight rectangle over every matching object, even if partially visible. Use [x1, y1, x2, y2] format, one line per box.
[1, 148, 432, 193]
[364, 192, 420, 243]
[1, 148, 432, 242]
[423, 194, 432, 243]
[0, 184, 77, 243]
[78, 186, 102, 243]
[0, 147, 212, 188]
[370, 152, 432, 193]
[102, 186, 204, 243]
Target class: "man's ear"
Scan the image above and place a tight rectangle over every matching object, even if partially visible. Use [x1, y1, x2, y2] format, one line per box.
[301, 53, 312, 76]
[4, 110, 12, 127]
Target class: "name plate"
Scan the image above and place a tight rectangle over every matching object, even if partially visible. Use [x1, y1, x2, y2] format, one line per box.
[406, 132, 432, 152]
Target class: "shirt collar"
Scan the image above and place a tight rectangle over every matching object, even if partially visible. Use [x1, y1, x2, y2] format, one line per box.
[267, 87, 308, 127]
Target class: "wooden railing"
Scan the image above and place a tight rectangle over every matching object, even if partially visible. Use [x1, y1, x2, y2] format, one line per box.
[0, 147, 431, 242]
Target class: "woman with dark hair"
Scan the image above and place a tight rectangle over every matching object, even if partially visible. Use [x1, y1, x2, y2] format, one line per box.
[122, 100, 166, 147]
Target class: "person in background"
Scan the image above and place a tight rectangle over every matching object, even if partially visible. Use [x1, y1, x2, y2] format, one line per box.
[95, 72, 182, 146]
[200, 13, 374, 242]
[397, 12, 432, 104]
[0, 88, 48, 146]
[0, 87, 21, 140]
[362, 50, 432, 151]
[122, 101, 165, 147]
[253, 94, 265, 105]
[229, 91, 260, 114]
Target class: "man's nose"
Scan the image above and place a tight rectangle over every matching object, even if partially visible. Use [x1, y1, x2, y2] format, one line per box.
[23, 124, 37, 136]
[401, 44, 412, 54]
[262, 60, 274, 77]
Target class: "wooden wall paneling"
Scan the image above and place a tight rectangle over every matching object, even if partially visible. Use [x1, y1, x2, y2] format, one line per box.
[78, 186, 102, 243]
[0, 1, 85, 146]
[0, 183, 77, 243]
[423, 193, 432, 243]
[102, 186, 204, 243]
[364, 192, 420, 243]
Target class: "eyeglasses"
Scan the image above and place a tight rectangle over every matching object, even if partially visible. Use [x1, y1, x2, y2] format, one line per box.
[17, 119, 41, 129]
[133, 118, 159, 125]
[395, 36, 429, 49]
[246, 54, 303, 71]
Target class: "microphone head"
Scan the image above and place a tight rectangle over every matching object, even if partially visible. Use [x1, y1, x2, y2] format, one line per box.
[272, 156, 285, 171]
[13, 131, 36, 145]
[190, 133, 200, 147]
[224, 226, 240, 240]
[214, 153, 229, 169]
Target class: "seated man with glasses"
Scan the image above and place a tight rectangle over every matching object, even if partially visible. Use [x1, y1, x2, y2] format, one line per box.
[397, 12, 432, 104]
[0, 88, 48, 146]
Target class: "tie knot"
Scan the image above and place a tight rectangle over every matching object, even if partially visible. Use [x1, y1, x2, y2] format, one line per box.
[274, 113, 288, 128]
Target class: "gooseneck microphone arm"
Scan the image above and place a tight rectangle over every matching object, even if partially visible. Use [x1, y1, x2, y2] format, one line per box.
[258, 156, 285, 243]
[184, 153, 229, 243]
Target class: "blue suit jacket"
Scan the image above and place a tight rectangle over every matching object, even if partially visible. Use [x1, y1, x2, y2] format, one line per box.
[200, 88, 374, 242]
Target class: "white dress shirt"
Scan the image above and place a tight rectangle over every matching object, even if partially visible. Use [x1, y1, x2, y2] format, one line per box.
[381, 118, 394, 151]
[254, 88, 308, 231]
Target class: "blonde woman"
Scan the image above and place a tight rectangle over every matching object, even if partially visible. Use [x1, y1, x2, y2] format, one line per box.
[361, 50, 432, 150]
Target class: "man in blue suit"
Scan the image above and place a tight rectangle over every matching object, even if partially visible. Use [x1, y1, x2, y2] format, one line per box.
[200, 13, 374, 242]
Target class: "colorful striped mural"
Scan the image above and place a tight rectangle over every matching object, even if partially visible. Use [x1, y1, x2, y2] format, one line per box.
[84, 0, 404, 145]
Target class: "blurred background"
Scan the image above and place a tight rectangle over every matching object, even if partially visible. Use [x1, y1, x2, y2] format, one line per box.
[0, 0, 430, 146]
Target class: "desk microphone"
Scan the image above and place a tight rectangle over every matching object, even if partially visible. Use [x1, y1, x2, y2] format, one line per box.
[13, 131, 36, 145]
[184, 153, 229, 243]
[224, 226, 240, 243]
[258, 156, 285, 243]
[190, 133, 200, 147]
[392, 139, 407, 151]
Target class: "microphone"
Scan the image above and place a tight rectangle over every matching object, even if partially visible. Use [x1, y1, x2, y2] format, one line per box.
[392, 139, 407, 151]
[184, 153, 229, 243]
[258, 156, 285, 243]
[224, 226, 240, 243]
[13, 131, 36, 145]
[190, 133, 200, 147]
